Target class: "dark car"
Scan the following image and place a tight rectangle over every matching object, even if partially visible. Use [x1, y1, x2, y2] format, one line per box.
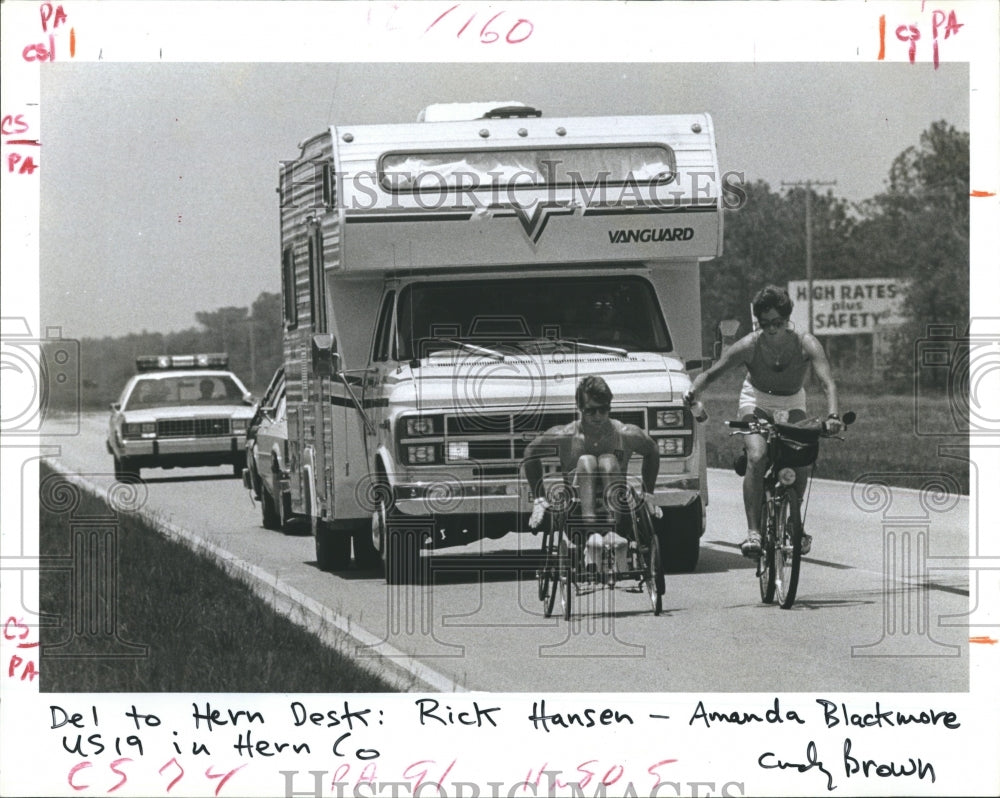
[242, 367, 294, 530]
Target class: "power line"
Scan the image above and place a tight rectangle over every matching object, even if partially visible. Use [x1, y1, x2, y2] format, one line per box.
[781, 180, 838, 334]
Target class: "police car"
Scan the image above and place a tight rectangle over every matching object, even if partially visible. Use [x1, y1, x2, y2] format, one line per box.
[106, 353, 255, 480]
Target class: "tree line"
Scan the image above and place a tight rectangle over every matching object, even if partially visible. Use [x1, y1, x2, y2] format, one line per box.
[702, 119, 968, 390]
[55, 119, 967, 410]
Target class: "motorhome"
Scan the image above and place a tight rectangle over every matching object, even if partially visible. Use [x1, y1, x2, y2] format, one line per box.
[278, 102, 722, 583]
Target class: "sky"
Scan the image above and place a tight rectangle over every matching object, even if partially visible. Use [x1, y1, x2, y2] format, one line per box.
[39, 60, 968, 340]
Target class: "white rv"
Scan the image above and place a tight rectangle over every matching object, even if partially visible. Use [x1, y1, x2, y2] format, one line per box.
[278, 103, 722, 584]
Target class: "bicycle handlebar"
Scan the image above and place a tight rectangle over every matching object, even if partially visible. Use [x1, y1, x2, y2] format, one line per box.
[725, 411, 856, 437]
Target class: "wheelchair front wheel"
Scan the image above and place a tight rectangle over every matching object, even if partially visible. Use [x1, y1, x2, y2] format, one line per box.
[539, 524, 559, 618]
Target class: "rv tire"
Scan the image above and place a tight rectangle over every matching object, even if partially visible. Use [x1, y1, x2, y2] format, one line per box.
[384, 527, 426, 586]
[352, 522, 381, 570]
[657, 498, 703, 573]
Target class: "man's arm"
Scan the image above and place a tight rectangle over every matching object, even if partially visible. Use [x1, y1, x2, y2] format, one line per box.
[622, 426, 660, 494]
[522, 428, 564, 499]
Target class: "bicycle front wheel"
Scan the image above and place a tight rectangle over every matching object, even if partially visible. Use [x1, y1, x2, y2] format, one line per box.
[775, 491, 802, 609]
[758, 495, 777, 604]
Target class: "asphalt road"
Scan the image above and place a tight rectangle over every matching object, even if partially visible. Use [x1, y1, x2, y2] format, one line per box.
[39, 413, 971, 693]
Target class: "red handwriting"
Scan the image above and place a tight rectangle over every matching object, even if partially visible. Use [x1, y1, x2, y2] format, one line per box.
[23, 2, 75, 62]
[2, 115, 31, 136]
[66, 759, 245, 795]
[878, 8, 964, 68]
[523, 758, 679, 794]
[425, 4, 534, 44]
[3, 113, 41, 175]
[4, 616, 39, 681]
[323, 760, 455, 792]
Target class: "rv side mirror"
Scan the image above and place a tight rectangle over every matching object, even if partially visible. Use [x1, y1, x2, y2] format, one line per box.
[685, 358, 713, 372]
[311, 333, 341, 378]
[713, 318, 741, 361]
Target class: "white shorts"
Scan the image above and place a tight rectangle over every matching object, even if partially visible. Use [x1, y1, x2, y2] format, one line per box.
[738, 377, 806, 422]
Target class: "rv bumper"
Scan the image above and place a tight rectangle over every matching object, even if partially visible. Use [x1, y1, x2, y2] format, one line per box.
[389, 475, 700, 516]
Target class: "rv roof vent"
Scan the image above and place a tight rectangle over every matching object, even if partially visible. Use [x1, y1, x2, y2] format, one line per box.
[418, 101, 537, 122]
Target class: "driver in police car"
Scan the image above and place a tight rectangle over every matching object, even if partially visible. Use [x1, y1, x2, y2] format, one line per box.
[521, 375, 662, 573]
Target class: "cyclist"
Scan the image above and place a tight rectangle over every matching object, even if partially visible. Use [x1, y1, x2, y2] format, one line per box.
[522, 375, 661, 574]
[684, 285, 843, 557]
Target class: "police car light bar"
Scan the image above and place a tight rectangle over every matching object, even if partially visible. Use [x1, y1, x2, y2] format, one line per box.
[135, 353, 229, 371]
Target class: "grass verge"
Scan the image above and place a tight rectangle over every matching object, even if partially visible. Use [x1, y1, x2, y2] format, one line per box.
[39, 461, 399, 692]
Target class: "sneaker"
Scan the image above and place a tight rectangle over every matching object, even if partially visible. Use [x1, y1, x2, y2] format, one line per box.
[800, 533, 812, 556]
[740, 532, 762, 558]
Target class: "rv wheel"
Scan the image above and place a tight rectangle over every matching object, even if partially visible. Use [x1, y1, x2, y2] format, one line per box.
[384, 527, 425, 586]
[657, 498, 703, 573]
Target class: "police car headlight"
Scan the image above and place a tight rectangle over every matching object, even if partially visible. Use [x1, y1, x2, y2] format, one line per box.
[232, 419, 248, 433]
[778, 467, 798, 486]
[140, 422, 156, 438]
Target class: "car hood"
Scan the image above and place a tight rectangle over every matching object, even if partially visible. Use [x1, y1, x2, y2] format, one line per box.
[119, 405, 255, 422]
[384, 351, 690, 410]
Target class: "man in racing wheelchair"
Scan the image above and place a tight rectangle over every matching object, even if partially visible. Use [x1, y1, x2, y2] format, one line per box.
[522, 375, 662, 579]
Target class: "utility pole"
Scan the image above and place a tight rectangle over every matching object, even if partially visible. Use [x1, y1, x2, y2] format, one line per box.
[781, 179, 837, 334]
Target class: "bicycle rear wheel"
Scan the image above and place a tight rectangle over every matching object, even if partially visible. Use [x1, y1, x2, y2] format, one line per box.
[758, 494, 777, 604]
[775, 492, 802, 608]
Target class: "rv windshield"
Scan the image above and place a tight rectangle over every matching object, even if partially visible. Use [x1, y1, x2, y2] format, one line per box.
[396, 275, 672, 360]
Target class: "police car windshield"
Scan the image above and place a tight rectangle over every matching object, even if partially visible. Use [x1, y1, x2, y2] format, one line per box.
[124, 375, 244, 410]
[396, 275, 672, 360]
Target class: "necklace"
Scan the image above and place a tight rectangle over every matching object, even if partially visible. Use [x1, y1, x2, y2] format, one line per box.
[759, 330, 793, 372]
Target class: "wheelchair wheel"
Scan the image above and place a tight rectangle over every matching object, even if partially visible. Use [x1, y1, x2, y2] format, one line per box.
[635, 505, 664, 615]
[557, 528, 573, 620]
[539, 521, 558, 618]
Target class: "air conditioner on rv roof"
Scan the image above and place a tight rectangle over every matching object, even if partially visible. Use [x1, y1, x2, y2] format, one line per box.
[417, 101, 541, 122]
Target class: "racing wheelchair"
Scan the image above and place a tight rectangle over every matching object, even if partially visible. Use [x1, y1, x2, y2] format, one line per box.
[536, 484, 666, 619]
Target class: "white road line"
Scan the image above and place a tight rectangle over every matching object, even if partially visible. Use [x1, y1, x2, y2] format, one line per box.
[43, 460, 466, 694]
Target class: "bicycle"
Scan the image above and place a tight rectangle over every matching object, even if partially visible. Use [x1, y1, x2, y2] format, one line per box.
[726, 411, 855, 608]
[537, 485, 665, 619]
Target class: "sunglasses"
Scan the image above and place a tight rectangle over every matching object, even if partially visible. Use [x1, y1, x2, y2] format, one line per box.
[758, 317, 787, 330]
[582, 404, 611, 417]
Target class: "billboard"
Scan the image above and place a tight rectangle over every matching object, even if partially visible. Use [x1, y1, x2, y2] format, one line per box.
[788, 278, 909, 336]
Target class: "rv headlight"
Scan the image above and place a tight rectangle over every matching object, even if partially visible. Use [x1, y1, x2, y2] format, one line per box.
[404, 417, 435, 436]
[656, 437, 685, 456]
[407, 445, 438, 465]
[652, 409, 684, 429]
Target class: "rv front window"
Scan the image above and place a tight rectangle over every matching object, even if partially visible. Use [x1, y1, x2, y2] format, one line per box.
[396, 275, 672, 361]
